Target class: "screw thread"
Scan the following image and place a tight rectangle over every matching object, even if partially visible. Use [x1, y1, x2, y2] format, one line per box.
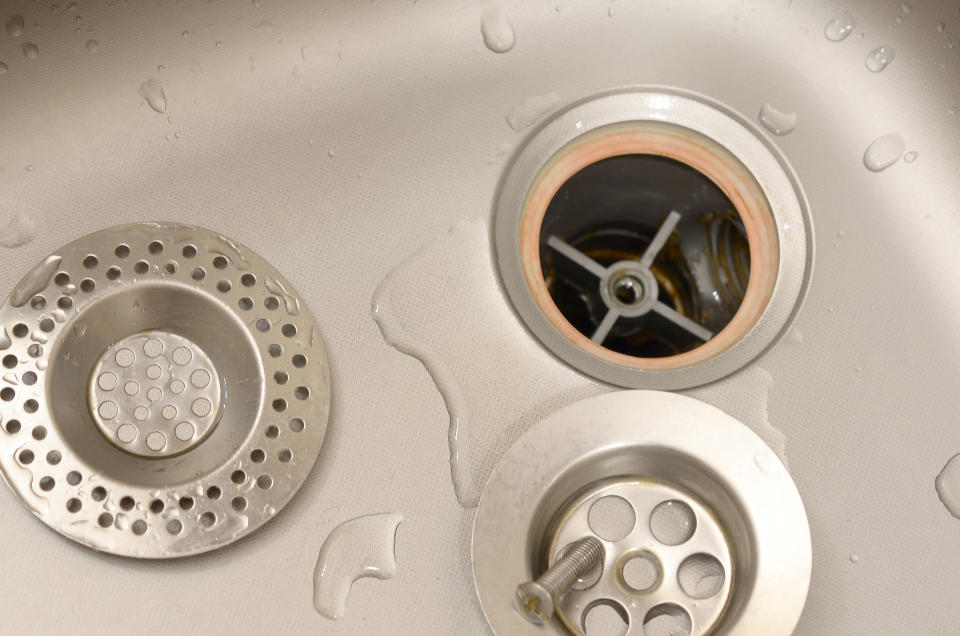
[537, 536, 603, 597]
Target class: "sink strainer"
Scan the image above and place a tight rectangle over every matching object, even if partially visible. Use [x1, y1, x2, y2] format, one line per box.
[495, 88, 813, 389]
[0, 223, 330, 558]
[472, 391, 811, 635]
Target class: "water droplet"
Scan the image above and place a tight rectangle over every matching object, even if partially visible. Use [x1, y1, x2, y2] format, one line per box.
[85, 39, 98, 53]
[0, 327, 10, 350]
[865, 45, 895, 72]
[480, 6, 515, 54]
[824, 12, 855, 42]
[505, 92, 562, 132]
[937, 454, 960, 519]
[849, 554, 859, 563]
[937, 22, 946, 33]
[327, 149, 334, 158]
[24, 165, 32, 172]
[5, 15, 24, 38]
[21, 43, 39, 60]
[758, 102, 797, 135]
[313, 512, 403, 619]
[863, 133, 905, 172]
[900, 3, 912, 14]
[949, 106, 958, 115]
[215, 40, 222, 47]
[182, 30, 190, 38]
[252, 0, 261, 6]
[67, 2, 80, 12]
[51, 4, 60, 14]
[0, 62, 7, 76]
[157, 64, 165, 73]
[903, 150, 918, 163]
[138, 79, 167, 114]
[754, 452, 778, 475]
[607, 5, 614, 17]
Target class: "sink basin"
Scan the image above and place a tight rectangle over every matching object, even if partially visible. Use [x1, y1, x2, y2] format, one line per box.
[0, 0, 958, 633]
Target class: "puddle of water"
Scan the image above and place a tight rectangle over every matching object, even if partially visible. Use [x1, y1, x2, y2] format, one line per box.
[685, 366, 788, 468]
[936, 453, 960, 519]
[0, 212, 38, 248]
[824, 12, 856, 42]
[372, 219, 605, 507]
[313, 512, 402, 620]
[480, 6, 515, 54]
[138, 79, 167, 114]
[865, 45, 895, 72]
[505, 92, 561, 132]
[758, 103, 797, 135]
[863, 133, 905, 172]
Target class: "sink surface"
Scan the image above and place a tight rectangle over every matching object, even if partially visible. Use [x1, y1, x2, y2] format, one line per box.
[0, 0, 958, 633]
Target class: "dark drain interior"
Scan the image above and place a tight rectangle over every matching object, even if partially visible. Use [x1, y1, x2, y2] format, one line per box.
[539, 154, 751, 358]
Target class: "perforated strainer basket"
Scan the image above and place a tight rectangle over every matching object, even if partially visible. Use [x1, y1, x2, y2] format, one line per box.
[0, 222, 330, 558]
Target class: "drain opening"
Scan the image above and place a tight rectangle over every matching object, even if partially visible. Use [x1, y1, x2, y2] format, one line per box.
[540, 154, 750, 358]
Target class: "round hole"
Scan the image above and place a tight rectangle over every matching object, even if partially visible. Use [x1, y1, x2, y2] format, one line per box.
[182, 245, 197, 258]
[39, 318, 55, 332]
[192, 267, 206, 281]
[12, 324, 28, 338]
[239, 297, 253, 310]
[217, 280, 231, 293]
[163, 261, 178, 274]
[200, 511, 216, 527]
[18, 449, 33, 464]
[179, 496, 194, 510]
[56, 296, 72, 310]
[272, 398, 287, 412]
[39, 476, 54, 491]
[256, 474, 273, 489]
[114, 244, 130, 258]
[2, 355, 16, 369]
[83, 255, 99, 269]
[649, 500, 696, 545]
[291, 354, 306, 368]
[231, 470, 246, 484]
[23, 399, 38, 413]
[132, 520, 148, 535]
[166, 519, 183, 535]
[278, 448, 292, 462]
[642, 603, 692, 636]
[588, 495, 636, 542]
[54, 272, 70, 286]
[212, 255, 228, 269]
[98, 512, 114, 528]
[66, 470, 82, 485]
[106, 266, 121, 280]
[4, 419, 20, 433]
[80, 278, 95, 292]
[241, 273, 256, 287]
[45, 449, 60, 464]
[120, 496, 135, 511]
[91, 486, 106, 501]
[150, 499, 165, 513]
[22, 372, 36, 385]
[677, 553, 726, 599]
[30, 295, 46, 309]
[256, 318, 270, 332]
[206, 485, 221, 500]
[294, 386, 309, 400]
[581, 599, 629, 636]
[620, 550, 662, 593]
[274, 371, 288, 385]
[231, 496, 247, 511]
[268, 344, 282, 357]
[264, 296, 279, 310]
[0, 387, 14, 401]
[148, 240, 164, 255]
[265, 425, 279, 438]
[33, 426, 47, 440]
[27, 343, 43, 357]
[133, 260, 149, 274]
[281, 324, 297, 338]
[250, 449, 265, 463]
[66, 498, 82, 513]
[289, 418, 304, 432]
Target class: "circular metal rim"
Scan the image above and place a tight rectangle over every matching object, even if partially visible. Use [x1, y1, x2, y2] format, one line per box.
[0, 222, 331, 558]
[471, 390, 812, 635]
[493, 87, 813, 389]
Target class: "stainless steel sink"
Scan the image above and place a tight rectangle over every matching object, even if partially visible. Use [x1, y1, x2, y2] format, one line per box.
[0, 0, 958, 633]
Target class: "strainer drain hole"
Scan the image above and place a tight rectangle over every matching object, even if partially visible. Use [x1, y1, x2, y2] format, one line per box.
[642, 603, 692, 636]
[581, 599, 629, 636]
[649, 500, 696, 546]
[588, 495, 635, 542]
[677, 553, 726, 599]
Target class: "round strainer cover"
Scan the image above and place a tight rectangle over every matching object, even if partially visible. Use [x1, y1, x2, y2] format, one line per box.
[0, 222, 330, 558]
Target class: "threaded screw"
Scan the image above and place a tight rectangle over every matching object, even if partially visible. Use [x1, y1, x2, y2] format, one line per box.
[514, 535, 604, 624]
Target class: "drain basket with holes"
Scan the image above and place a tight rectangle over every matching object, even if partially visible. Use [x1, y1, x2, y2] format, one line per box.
[0, 222, 330, 558]
[472, 391, 811, 635]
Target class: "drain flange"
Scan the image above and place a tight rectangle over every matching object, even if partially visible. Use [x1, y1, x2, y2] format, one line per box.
[0, 222, 330, 558]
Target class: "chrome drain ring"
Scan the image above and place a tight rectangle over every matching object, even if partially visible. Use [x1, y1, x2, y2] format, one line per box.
[0, 223, 330, 558]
